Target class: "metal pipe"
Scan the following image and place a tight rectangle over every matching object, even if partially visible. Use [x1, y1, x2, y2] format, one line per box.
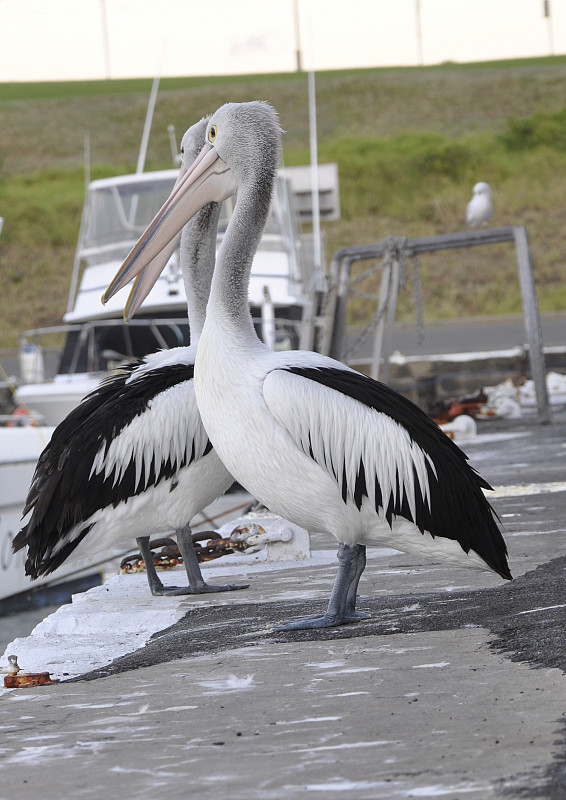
[512, 226, 551, 423]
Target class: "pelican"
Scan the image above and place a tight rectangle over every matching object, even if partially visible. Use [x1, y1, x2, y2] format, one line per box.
[466, 181, 493, 228]
[104, 102, 511, 629]
[12, 116, 247, 598]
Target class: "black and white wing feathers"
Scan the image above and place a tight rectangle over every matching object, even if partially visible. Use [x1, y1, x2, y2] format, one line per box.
[13, 356, 210, 576]
[263, 364, 510, 580]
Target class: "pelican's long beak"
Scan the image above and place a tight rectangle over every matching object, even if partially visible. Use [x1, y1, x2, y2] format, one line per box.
[101, 143, 236, 320]
[126, 231, 182, 319]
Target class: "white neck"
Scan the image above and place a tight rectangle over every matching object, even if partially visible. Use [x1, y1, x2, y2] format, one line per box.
[181, 202, 221, 342]
[206, 170, 276, 343]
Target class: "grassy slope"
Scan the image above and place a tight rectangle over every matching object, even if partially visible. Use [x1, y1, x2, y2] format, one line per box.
[1, 58, 566, 348]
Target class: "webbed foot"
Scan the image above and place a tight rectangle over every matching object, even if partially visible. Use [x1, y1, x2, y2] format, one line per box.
[275, 542, 369, 630]
[275, 609, 369, 631]
[150, 581, 249, 596]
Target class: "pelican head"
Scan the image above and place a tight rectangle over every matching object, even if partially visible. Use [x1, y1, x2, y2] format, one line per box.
[102, 101, 281, 320]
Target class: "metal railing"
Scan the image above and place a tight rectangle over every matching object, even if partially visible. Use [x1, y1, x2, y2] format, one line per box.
[324, 226, 550, 424]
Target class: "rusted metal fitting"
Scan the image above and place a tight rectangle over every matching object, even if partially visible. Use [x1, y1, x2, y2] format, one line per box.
[2, 656, 59, 689]
[4, 672, 59, 689]
[121, 522, 280, 574]
[120, 536, 184, 573]
[193, 531, 242, 561]
[229, 523, 292, 553]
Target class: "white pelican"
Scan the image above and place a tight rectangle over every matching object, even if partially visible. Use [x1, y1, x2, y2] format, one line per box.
[466, 181, 493, 228]
[104, 101, 511, 629]
[13, 117, 247, 598]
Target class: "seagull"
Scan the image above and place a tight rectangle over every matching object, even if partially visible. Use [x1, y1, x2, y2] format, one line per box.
[12, 116, 247, 598]
[466, 181, 493, 228]
[104, 101, 511, 629]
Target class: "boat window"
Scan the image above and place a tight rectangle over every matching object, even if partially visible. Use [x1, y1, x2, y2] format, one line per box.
[57, 318, 190, 374]
[82, 178, 176, 249]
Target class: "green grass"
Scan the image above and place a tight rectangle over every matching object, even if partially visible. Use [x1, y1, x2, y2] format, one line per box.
[1, 59, 566, 348]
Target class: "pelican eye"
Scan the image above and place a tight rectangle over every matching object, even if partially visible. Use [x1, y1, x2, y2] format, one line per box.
[208, 125, 217, 143]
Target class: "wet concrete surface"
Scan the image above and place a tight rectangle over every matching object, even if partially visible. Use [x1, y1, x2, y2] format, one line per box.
[1, 407, 566, 799]
[75, 553, 566, 683]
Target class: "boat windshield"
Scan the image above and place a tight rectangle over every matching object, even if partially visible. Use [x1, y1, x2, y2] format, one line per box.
[81, 176, 177, 252]
[81, 173, 297, 256]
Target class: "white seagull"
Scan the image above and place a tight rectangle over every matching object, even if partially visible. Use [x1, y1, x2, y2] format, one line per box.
[104, 101, 511, 629]
[466, 181, 493, 228]
[13, 117, 247, 598]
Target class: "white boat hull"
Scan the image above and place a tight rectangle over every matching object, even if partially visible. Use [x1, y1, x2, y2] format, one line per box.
[14, 375, 102, 427]
[0, 427, 104, 601]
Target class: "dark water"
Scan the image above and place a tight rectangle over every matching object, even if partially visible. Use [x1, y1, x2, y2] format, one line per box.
[0, 603, 61, 653]
[0, 573, 103, 654]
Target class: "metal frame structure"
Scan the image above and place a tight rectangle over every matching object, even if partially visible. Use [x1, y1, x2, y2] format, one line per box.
[323, 226, 550, 424]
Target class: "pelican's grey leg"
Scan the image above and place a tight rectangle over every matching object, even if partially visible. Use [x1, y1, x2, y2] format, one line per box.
[137, 536, 169, 596]
[175, 525, 249, 594]
[345, 543, 367, 615]
[137, 528, 248, 596]
[276, 543, 370, 630]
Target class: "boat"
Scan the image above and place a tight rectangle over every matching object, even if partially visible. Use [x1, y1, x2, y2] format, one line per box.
[0, 423, 106, 607]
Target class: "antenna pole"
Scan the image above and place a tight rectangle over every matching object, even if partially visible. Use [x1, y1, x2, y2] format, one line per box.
[308, 69, 321, 271]
[136, 76, 160, 174]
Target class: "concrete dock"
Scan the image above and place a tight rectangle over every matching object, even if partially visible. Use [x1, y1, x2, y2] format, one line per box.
[1, 407, 566, 799]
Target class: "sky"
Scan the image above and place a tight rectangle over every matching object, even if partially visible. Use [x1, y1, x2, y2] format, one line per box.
[0, 0, 564, 82]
